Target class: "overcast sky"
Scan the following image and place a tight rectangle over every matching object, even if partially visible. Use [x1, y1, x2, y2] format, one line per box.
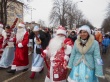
[24, 0, 109, 28]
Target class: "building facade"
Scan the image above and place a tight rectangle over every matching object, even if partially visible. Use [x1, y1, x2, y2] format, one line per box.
[7, 0, 23, 26]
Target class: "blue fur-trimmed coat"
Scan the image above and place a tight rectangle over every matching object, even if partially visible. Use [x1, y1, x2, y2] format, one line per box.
[68, 35, 104, 77]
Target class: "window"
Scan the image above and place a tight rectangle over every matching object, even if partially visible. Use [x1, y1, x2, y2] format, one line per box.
[10, 5, 15, 10]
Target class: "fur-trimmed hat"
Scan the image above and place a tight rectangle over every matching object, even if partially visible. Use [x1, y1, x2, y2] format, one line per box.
[78, 25, 91, 35]
[18, 22, 25, 28]
[0, 23, 3, 28]
[33, 25, 39, 31]
[56, 26, 66, 36]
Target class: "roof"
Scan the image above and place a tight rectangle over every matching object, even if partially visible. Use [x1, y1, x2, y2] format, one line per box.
[8, 0, 24, 5]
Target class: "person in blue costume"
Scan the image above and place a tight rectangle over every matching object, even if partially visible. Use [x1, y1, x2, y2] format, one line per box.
[0, 25, 15, 69]
[67, 25, 105, 82]
[29, 25, 44, 79]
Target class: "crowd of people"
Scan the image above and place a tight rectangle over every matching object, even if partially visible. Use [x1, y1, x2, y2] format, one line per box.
[0, 22, 108, 82]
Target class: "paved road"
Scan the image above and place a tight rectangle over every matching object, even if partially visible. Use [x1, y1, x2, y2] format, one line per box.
[0, 51, 110, 82]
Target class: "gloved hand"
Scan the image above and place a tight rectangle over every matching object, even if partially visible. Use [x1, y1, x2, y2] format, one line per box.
[18, 43, 23, 48]
[41, 51, 46, 58]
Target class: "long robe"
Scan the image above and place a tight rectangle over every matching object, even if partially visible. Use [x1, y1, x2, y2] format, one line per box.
[0, 42, 14, 68]
[45, 38, 73, 82]
[31, 37, 44, 72]
[11, 32, 29, 71]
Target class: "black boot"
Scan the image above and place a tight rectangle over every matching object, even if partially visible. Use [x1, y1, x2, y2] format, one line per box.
[39, 68, 44, 73]
[22, 68, 28, 72]
[0, 67, 4, 70]
[7, 70, 16, 74]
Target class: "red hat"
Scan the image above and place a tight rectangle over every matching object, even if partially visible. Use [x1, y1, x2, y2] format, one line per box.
[56, 26, 66, 35]
[0, 23, 3, 28]
[18, 22, 25, 28]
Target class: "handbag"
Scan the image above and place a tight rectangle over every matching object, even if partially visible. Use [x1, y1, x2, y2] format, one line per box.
[36, 46, 41, 54]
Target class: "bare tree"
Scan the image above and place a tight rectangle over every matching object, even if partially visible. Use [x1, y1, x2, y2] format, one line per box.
[102, 17, 110, 32]
[106, 2, 110, 17]
[49, 0, 71, 27]
[101, 2, 110, 32]
[0, 0, 8, 25]
[66, 2, 78, 29]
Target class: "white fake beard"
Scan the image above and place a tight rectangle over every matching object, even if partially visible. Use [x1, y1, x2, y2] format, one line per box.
[16, 28, 26, 42]
[47, 35, 65, 57]
[2, 30, 7, 39]
[0, 28, 3, 34]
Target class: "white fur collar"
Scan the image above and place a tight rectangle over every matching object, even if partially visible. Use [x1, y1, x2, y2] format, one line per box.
[75, 35, 94, 55]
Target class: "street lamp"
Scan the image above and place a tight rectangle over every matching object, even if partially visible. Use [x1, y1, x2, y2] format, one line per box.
[26, 4, 36, 22]
[30, 8, 36, 22]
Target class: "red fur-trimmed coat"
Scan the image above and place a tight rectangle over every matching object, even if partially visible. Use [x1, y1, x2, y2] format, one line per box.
[44, 38, 73, 81]
[12, 32, 29, 66]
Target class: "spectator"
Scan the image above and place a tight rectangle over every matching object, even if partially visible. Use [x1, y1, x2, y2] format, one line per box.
[102, 34, 110, 54]
[68, 31, 77, 42]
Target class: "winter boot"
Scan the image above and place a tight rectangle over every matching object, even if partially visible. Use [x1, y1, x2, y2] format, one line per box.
[29, 72, 36, 79]
[7, 69, 16, 74]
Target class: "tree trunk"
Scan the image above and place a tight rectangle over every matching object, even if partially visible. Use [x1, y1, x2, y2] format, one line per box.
[0, 0, 4, 23]
[4, 0, 7, 26]
[0, 0, 7, 27]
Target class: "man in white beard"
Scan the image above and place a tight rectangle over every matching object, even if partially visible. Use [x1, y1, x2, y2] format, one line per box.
[42, 26, 73, 82]
[16, 27, 26, 43]
[7, 22, 29, 73]
[0, 23, 4, 58]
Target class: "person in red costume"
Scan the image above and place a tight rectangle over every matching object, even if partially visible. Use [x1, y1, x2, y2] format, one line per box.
[42, 26, 73, 82]
[7, 22, 29, 73]
[0, 23, 4, 58]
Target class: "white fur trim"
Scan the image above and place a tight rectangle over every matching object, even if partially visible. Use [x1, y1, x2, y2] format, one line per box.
[67, 66, 71, 69]
[68, 77, 77, 82]
[65, 45, 72, 55]
[11, 65, 29, 71]
[64, 55, 69, 61]
[76, 35, 94, 55]
[45, 76, 66, 82]
[2, 30, 7, 39]
[18, 43, 23, 48]
[43, 50, 48, 54]
[45, 76, 50, 82]
[0, 24, 3, 28]
[33, 26, 39, 31]
[78, 25, 91, 35]
[31, 66, 43, 72]
[0, 65, 10, 68]
[56, 29, 66, 35]
[29, 39, 33, 42]
[95, 74, 105, 79]
[50, 57, 54, 61]
[11, 65, 16, 70]
[18, 23, 25, 28]
[16, 65, 29, 71]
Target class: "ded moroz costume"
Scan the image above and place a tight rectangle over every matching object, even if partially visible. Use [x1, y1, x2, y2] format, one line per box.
[7, 22, 29, 73]
[42, 26, 73, 82]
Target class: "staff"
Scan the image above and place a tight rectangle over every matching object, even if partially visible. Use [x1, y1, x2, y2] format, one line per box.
[2, 18, 18, 48]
